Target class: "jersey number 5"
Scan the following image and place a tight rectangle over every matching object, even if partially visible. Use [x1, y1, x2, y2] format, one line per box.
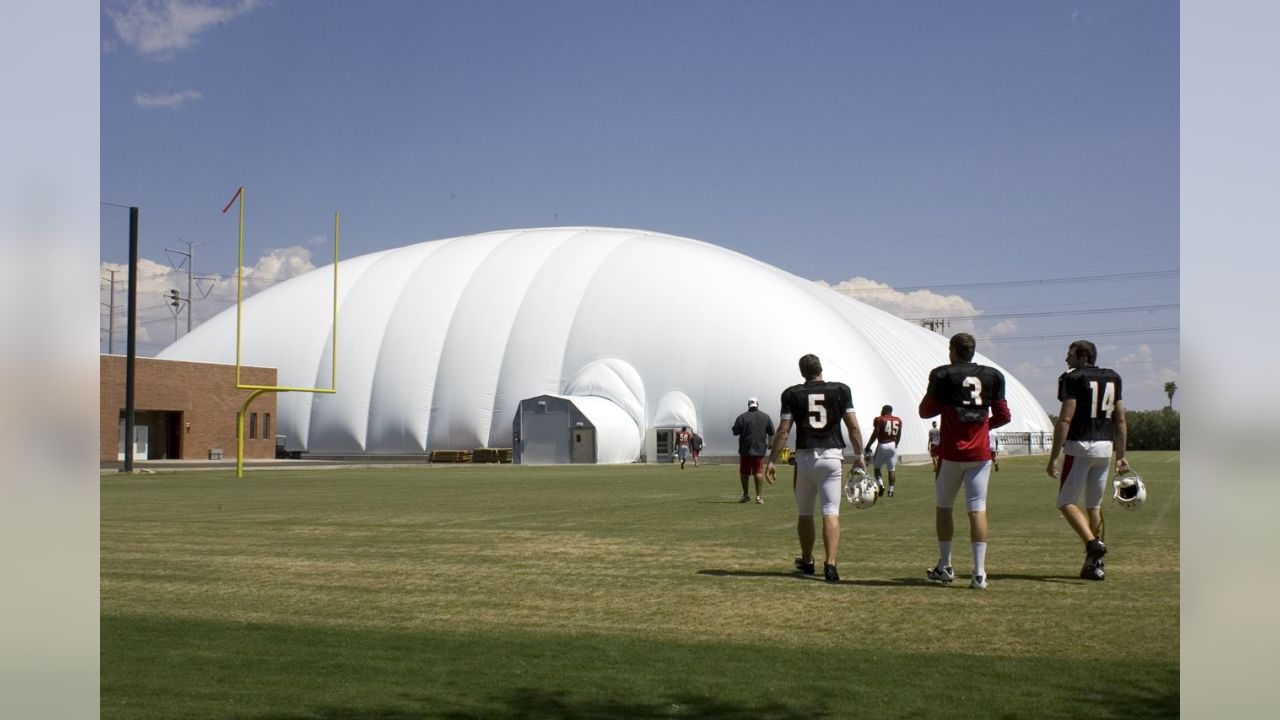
[808, 394, 827, 428]
[1088, 381, 1116, 418]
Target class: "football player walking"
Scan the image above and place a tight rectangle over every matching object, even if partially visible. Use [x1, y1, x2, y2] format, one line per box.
[1046, 340, 1128, 581]
[919, 333, 1011, 590]
[863, 404, 903, 497]
[765, 354, 866, 583]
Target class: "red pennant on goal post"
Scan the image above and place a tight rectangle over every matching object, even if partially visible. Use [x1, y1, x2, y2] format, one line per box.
[222, 187, 243, 214]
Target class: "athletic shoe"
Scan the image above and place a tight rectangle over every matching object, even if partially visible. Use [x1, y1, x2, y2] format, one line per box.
[794, 557, 815, 575]
[823, 562, 840, 583]
[970, 574, 988, 590]
[877, 481, 886, 496]
[887, 487, 895, 497]
[755, 496, 764, 504]
[739, 495, 751, 503]
[1080, 562, 1105, 581]
[1085, 539, 1108, 567]
[926, 565, 955, 584]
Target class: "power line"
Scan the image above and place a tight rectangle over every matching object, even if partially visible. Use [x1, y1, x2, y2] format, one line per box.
[976, 326, 1179, 343]
[971, 294, 1179, 313]
[907, 303, 1179, 323]
[784, 213, 1173, 249]
[1006, 358, 1180, 371]
[843, 269, 1178, 295]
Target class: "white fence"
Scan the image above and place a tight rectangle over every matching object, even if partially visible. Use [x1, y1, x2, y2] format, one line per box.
[993, 431, 1053, 457]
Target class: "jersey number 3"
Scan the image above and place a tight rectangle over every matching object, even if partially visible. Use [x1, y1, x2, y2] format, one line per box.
[808, 394, 827, 428]
[1088, 381, 1116, 418]
[962, 376, 983, 404]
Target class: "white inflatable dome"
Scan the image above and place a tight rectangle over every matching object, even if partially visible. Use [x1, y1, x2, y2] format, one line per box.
[158, 227, 1051, 461]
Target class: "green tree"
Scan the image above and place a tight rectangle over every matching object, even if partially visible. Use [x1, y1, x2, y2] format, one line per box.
[1164, 381, 1177, 409]
[1126, 409, 1179, 450]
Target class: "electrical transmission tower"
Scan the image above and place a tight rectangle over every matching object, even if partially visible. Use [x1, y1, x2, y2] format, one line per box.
[919, 317, 950, 334]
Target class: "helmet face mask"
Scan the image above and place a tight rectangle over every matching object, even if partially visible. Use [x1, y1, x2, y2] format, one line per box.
[1112, 472, 1147, 509]
[845, 468, 878, 509]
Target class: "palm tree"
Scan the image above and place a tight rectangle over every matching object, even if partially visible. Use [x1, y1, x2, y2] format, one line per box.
[1164, 381, 1177, 409]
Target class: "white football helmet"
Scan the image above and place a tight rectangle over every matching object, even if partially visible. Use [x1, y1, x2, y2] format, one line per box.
[1112, 472, 1147, 509]
[845, 468, 878, 509]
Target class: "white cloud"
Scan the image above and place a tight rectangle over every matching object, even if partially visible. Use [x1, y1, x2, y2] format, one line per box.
[242, 246, 315, 285]
[1119, 344, 1155, 364]
[134, 89, 202, 109]
[816, 276, 982, 332]
[1108, 344, 1180, 409]
[988, 319, 1019, 337]
[101, 245, 316, 354]
[106, 0, 260, 57]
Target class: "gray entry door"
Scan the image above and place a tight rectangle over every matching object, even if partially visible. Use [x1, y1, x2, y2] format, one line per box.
[571, 428, 595, 464]
[522, 410, 570, 464]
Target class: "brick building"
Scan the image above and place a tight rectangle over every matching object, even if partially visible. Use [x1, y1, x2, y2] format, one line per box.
[100, 355, 278, 462]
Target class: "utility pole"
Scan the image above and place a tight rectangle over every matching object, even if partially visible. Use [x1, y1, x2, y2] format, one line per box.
[104, 269, 117, 354]
[167, 289, 184, 341]
[165, 239, 200, 332]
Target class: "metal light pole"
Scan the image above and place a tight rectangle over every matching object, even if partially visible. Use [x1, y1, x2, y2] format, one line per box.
[124, 207, 138, 472]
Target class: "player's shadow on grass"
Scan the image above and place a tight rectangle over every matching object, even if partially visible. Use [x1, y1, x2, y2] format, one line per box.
[698, 570, 932, 585]
[842, 574, 1081, 587]
[697, 570, 1080, 587]
[697, 569, 811, 580]
[844, 577, 937, 587]
[993, 572, 1084, 584]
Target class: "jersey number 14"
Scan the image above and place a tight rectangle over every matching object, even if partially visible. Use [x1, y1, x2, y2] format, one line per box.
[1088, 381, 1116, 418]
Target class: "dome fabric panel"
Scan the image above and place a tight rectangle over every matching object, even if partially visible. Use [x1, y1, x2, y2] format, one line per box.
[563, 357, 647, 437]
[490, 229, 637, 447]
[157, 227, 1053, 459]
[651, 390, 699, 434]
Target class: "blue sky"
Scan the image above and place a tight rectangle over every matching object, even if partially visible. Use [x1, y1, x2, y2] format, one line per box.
[99, 0, 1179, 411]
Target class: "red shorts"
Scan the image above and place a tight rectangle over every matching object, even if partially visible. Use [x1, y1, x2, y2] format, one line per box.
[929, 445, 940, 458]
[739, 455, 766, 475]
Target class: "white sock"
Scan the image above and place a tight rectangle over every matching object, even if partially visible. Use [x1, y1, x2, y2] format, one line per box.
[973, 542, 987, 577]
[938, 541, 952, 569]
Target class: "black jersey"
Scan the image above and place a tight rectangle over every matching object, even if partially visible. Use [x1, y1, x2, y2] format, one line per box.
[779, 380, 853, 450]
[924, 363, 1007, 423]
[919, 362, 1011, 461]
[1058, 366, 1123, 442]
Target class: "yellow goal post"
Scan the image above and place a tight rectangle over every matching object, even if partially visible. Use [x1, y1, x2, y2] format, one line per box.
[223, 186, 338, 477]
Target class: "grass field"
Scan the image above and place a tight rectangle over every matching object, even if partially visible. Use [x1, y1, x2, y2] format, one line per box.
[101, 452, 1179, 719]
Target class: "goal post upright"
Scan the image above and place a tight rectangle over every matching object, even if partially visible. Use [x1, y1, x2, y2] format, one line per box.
[225, 186, 339, 477]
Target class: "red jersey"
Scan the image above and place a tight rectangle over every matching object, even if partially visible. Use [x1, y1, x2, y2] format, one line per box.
[919, 362, 1011, 462]
[872, 414, 902, 444]
[675, 430, 691, 448]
